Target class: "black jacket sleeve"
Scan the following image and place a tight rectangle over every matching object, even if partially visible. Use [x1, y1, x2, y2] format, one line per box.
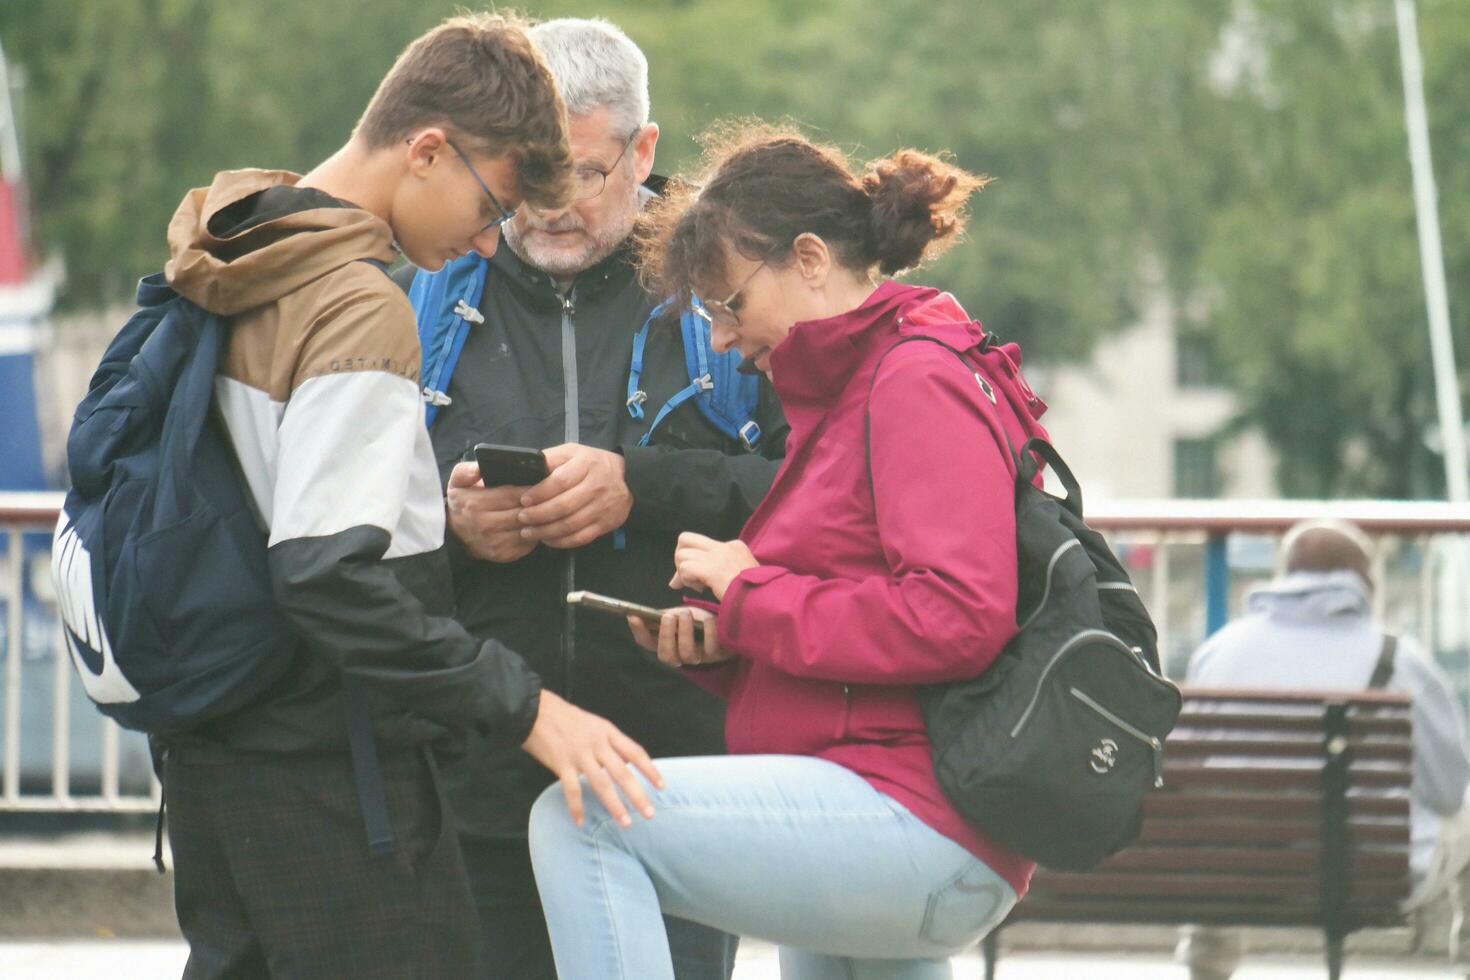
[620, 376, 789, 537]
[270, 529, 542, 748]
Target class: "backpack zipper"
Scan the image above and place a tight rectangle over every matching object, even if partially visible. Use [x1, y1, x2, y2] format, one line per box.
[1097, 581, 1139, 595]
[1016, 539, 1083, 632]
[1069, 686, 1164, 788]
[1009, 628, 1134, 737]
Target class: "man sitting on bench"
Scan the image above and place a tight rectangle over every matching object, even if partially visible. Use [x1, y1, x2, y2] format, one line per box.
[1177, 518, 1470, 980]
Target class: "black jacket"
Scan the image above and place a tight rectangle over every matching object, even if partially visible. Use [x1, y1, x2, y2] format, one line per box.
[403, 233, 788, 839]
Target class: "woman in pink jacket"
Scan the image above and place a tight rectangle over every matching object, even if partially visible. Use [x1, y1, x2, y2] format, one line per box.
[528, 123, 1051, 980]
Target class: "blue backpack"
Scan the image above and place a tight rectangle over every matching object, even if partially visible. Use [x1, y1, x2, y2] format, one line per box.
[409, 254, 762, 449]
[53, 268, 395, 856]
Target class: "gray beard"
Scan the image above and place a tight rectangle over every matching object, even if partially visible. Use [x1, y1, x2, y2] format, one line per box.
[504, 181, 640, 279]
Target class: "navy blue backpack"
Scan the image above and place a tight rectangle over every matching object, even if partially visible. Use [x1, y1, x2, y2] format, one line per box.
[52, 273, 298, 734]
[409, 254, 763, 448]
[53, 270, 395, 859]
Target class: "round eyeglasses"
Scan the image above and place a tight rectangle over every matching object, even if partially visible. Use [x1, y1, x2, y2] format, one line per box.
[700, 261, 768, 328]
[571, 130, 641, 202]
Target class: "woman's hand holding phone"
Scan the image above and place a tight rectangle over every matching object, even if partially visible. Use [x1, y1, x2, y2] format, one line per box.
[628, 607, 733, 669]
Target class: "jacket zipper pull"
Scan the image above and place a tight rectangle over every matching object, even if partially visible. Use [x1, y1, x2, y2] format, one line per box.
[836, 684, 853, 739]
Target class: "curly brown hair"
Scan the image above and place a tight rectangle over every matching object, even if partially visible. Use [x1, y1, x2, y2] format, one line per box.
[635, 120, 989, 307]
[354, 12, 575, 211]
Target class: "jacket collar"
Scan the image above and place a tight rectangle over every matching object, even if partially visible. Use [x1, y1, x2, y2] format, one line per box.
[165, 169, 395, 316]
[769, 280, 913, 405]
[769, 280, 991, 405]
[488, 237, 639, 313]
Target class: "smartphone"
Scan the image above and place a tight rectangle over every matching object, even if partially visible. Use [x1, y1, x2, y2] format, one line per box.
[474, 443, 550, 487]
[566, 590, 705, 642]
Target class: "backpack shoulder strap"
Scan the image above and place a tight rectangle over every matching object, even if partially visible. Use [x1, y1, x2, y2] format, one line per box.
[688, 302, 762, 449]
[629, 297, 762, 450]
[625, 299, 670, 422]
[1368, 634, 1398, 689]
[157, 298, 229, 516]
[409, 255, 490, 427]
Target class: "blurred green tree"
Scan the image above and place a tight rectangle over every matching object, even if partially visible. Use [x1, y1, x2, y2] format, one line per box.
[1, 0, 1464, 498]
[1187, 0, 1469, 497]
[1, 0, 440, 302]
[1, 0, 1235, 359]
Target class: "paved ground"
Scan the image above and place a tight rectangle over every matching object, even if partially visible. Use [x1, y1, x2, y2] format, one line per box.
[0, 942, 1464, 979]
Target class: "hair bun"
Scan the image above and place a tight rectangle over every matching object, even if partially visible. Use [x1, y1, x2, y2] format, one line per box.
[862, 150, 987, 275]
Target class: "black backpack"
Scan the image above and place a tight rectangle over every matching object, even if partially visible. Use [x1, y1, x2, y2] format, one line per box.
[868, 337, 1182, 871]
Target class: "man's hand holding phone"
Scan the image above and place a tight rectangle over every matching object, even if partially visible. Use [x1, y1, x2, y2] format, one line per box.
[517, 444, 634, 550]
[448, 441, 639, 560]
[445, 461, 538, 564]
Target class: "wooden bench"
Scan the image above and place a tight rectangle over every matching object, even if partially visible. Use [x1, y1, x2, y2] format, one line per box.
[985, 687, 1414, 980]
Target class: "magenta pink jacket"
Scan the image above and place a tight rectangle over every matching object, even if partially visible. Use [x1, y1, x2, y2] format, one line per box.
[700, 280, 1050, 897]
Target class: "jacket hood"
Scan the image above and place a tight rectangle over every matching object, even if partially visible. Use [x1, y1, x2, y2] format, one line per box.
[1245, 570, 1373, 625]
[897, 288, 1049, 427]
[164, 169, 397, 316]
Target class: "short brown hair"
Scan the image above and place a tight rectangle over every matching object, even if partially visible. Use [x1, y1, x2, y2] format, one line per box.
[636, 120, 988, 306]
[355, 12, 574, 210]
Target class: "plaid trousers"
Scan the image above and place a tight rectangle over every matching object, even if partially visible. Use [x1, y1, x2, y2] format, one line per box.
[165, 745, 476, 979]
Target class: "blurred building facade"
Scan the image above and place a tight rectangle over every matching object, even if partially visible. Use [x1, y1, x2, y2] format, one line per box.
[1032, 280, 1280, 503]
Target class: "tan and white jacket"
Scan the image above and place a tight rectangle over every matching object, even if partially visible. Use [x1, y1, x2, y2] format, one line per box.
[164, 169, 540, 754]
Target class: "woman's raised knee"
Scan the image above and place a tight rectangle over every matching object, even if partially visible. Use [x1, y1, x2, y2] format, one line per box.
[528, 782, 582, 858]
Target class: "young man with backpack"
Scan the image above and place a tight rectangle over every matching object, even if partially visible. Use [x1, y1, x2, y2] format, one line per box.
[58, 14, 670, 978]
[399, 18, 787, 980]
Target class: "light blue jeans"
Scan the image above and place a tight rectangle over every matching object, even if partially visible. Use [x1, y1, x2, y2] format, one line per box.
[527, 755, 1017, 980]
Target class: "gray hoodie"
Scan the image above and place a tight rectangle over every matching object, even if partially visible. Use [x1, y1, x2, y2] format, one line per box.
[1187, 569, 1470, 884]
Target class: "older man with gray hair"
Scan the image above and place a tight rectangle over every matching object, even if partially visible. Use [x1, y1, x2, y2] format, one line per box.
[1178, 519, 1470, 979]
[401, 16, 787, 980]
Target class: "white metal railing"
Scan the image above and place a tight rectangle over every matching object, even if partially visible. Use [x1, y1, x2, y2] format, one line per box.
[3, 491, 1469, 813]
[1089, 500, 1470, 706]
[1, 491, 158, 812]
